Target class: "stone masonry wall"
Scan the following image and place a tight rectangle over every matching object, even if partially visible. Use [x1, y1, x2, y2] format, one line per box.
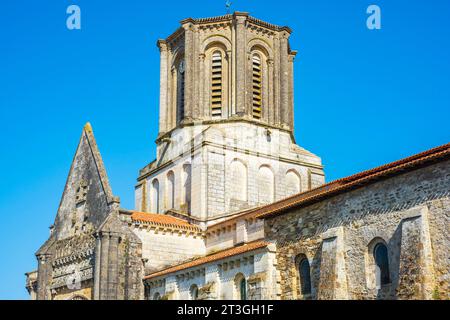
[265, 160, 450, 300]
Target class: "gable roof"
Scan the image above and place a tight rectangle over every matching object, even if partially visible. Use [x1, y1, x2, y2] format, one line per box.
[255, 142, 450, 220]
[144, 240, 269, 280]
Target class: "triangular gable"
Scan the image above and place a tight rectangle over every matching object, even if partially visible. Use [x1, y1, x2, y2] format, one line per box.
[52, 123, 120, 240]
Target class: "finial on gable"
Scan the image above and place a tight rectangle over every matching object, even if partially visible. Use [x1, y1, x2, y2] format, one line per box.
[83, 122, 93, 133]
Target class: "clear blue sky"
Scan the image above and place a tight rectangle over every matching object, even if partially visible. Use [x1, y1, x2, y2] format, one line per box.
[0, 0, 449, 299]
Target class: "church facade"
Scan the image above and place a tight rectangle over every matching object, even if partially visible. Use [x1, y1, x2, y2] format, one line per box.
[26, 13, 449, 300]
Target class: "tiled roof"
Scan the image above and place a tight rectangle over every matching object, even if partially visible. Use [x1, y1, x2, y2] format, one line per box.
[130, 211, 201, 232]
[144, 240, 269, 280]
[256, 142, 450, 219]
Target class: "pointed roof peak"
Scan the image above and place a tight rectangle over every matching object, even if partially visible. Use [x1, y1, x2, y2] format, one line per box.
[83, 121, 93, 133]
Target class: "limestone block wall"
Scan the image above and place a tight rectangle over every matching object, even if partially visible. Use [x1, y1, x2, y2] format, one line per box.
[136, 122, 324, 221]
[265, 160, 450, 300]
[146, 247, 276, 300]
[205, 216, 265, 253]
[132, 227, 205, 274]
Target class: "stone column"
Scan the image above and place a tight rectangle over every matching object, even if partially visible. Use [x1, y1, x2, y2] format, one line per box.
[93, 234, 102, 300]
[182, 20, 195, 122]
[317, 227, 349, 300]
[267, 58, 275, 125]
[99, 232, 110, 300]
[273, 36, 281, 126]
[234, 12, 248, 117]
[288, 51, 297, 130]
[36, 254, 52, 300]
[198, 53, 206, 119]
[157, 40, 169, 133]
[107, 234, 120, 299]
[279, 31, 290, 129]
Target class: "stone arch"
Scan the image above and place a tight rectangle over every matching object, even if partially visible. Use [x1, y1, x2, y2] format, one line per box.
[202, 38, 231, 119]
[228, 159, 248, 202]
[365, 237, 392, 292]
[285, 169, 301, 197]
[294, 253, 312, 299]
[151, 178, 160, 213]
[166, 170, 175, 210]
[234, 273, 247, 300]
[248, 42, 272, 122]
[201, 35, 232, 53]
[189, 284, 199, 300]
[181, 163, 192, 214]
[170, 49, 186, 125]
[257, 165, 275, 204]
[247, 38, 273, 59]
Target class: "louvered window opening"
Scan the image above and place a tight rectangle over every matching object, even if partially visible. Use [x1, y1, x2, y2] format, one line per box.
[252, 54, 262, 119]
[211, 52, 223, 117]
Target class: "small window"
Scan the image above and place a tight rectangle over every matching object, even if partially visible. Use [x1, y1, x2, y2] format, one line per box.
[298, 258, 312, 295]
[190, 284, 199, 300]
[252, 54, 262, 119]
[374, 243, 390, 285]
[211, 51, 223, 118]
[239, 278, 247, 300]
[177, 60, 185, 123]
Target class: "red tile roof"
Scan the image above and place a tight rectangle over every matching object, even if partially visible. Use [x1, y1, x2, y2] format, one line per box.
[144, 240, 269, 280]
[255, 142, 450, 219]
[130, 211, 202, 232]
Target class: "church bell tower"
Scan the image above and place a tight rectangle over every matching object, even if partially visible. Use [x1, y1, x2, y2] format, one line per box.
[136, 12, 325, 225]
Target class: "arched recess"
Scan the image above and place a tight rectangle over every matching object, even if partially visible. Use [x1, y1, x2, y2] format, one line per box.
[257, 165, 275, 204]
[248, 40, 273, 122]
[166, 170, 175, 210]
[228, 159, 248, 202]
[286, 169, 301, 197]
[170, 49, 186, 126]
[151, 179, 160, 213]
[190, 284, 199, 300]
[182, 163, 192, 214]
[365, 237, 392, 291]
[202, 38, 231, 119]
[234, 273, 247, 300]
[295, 254, 312, 299]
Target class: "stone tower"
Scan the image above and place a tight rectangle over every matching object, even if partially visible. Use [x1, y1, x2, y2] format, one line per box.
[135, 12, 325, 224]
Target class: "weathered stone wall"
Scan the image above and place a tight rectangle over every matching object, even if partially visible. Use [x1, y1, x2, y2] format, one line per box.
[146, 247, 278, 300]
[265, 160, 450, 300]
[132, 227, 205, 274]
[137, 122, 324, 221]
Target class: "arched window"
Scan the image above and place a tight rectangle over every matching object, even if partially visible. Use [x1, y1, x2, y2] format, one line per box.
[153, 292, 161, 300]
[373, 243, 390, 285]
[211, 51, 223, 118]
[182, 164, 191, 214]
[229, 160, 247, 202]
[177, 60, 185, 123]
[234, 273, 247, 300]
[298, 258, 312, 296]
[151, 179, 160, 213]
[190, 284, 199, 300]
[258, 165, 274, 204]
[166, 171, 175, 210]
[252, 54, 262, 119]
[286, 170, 301, 197]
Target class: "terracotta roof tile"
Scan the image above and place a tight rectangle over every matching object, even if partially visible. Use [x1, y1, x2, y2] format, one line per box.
[130, 211, 201, 232]
[256, 142, 450, 219]
[144, 240, 269, 280]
